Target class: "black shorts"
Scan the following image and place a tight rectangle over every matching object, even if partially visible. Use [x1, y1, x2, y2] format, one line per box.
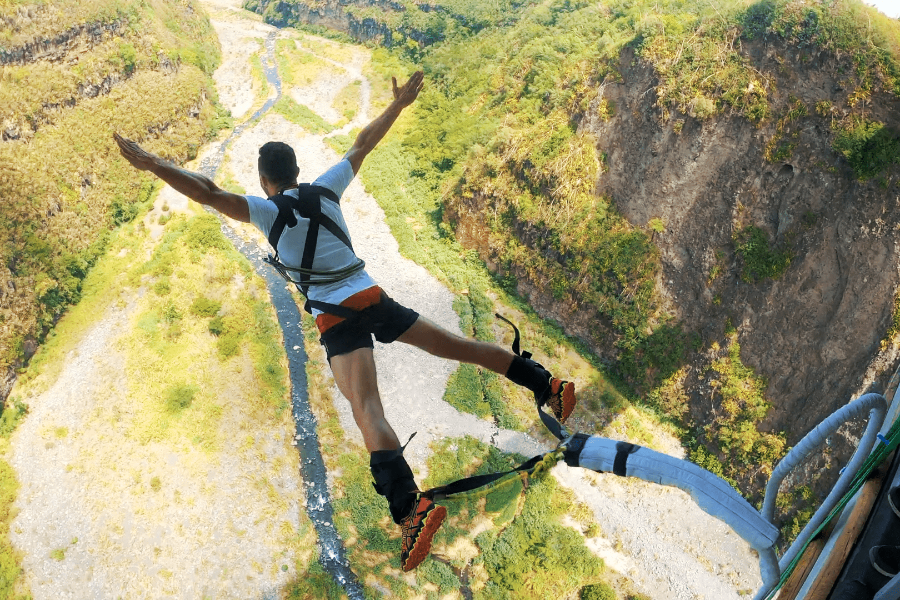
[318, 289, 419, 361]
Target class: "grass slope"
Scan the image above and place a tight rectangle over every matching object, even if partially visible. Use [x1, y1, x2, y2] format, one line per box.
[1, 0, 228, 372]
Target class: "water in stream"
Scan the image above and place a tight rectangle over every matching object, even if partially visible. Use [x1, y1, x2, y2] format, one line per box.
[199, 30, 364, 599]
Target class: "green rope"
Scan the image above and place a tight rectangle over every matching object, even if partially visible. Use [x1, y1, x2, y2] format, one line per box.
[763, 417, 900, 599]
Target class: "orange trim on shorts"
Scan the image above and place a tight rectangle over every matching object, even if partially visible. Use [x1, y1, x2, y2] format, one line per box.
[315, 286, 382, 334]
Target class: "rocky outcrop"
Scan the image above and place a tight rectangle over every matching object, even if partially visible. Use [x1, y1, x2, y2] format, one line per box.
[586, 44, 900, 438]
[0, 18, 126, 65]
[453, 40, 900, 444]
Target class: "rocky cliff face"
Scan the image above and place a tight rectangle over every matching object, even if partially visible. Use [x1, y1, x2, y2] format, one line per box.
[451, 38, 900, 448]
[251, 0, 397, 44]
[585, 43, 900, 439]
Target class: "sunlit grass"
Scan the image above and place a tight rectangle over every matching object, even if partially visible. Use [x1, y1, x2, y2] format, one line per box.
[297, 32, 356, 64]
[331, 79, 361, 125]
[276, 37, 329, 87]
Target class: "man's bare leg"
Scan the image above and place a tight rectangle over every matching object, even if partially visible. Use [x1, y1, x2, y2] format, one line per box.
[396, 316, 514, 374]
[329, 344, 446, 572]
[396, 315, 577, 422]
[329, 347, 399, 452]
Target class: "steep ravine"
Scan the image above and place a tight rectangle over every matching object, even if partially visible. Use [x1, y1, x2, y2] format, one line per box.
[210, 19, 763, 600]
[8, 3, 767, 600]
[449, 41, 900, 464]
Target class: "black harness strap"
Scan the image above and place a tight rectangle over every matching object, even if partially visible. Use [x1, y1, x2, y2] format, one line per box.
[305, 299, 360, 320]
[613, 442, 640, 477]
[267, 185, 340, 249]
[425, 454, 546, 501]
[496, 313, 568, 441]
[265, 184, 366, 316]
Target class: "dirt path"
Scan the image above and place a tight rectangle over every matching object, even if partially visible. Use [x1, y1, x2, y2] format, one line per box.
[8, 1, 765, 598]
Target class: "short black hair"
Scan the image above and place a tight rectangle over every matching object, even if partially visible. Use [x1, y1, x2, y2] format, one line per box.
[258, 141, 299, 187]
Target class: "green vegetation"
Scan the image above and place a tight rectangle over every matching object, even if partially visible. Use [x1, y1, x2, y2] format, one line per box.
[0, 435, 24, 598]
[332, 79, 362, 124]
[882, 288, 900, 350]
[0, 0, 223, 372]
[120, 213, 289, 447]
[833, 116, 900, 179]
[324, 131, 357, 155]
[765, 96, 808, 162]
[695, 334, 786, 489]
[274, 96, 335, 133]
[477, 475, 604, 598]
[582, 582, 617, 600]
[165, 383, 197, 412]
[776, 484, 817, 548]
[274, 38, 328, 87]
[733, 225, 792, 283]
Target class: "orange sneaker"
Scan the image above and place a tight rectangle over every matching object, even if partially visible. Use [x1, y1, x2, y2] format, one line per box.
[545, 378, 577, 423]
[400, 496, 446, 571]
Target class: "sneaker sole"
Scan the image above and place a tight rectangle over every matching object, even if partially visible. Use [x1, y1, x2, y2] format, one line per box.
[560, 381, 576, 422]
[550, 380, 577, 423]
[401, 504, 447, 572]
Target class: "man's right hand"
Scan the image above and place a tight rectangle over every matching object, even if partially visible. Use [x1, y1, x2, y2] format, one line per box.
[114, 133, 159, 172]
[392, 71, 425, 109]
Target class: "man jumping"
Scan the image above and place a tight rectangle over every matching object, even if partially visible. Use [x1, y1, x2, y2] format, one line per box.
[115, 70, 576, 571]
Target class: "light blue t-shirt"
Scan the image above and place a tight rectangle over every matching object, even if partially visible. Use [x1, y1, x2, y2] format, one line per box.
[245, 158, 376, 314]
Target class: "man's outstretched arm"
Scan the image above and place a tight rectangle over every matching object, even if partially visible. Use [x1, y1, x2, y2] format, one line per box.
[113, 133, 250, 223]
[345, 71, 424, 175]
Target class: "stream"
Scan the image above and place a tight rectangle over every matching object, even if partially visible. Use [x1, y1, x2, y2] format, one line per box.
[198, 30, 364, 599]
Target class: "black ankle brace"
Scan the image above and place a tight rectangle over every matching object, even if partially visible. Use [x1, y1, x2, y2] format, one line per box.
[505, 355, 551, 397]
[370, 452, 417, 524]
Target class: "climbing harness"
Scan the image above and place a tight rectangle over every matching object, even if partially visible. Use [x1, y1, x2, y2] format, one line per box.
[263, 184, 366, 317]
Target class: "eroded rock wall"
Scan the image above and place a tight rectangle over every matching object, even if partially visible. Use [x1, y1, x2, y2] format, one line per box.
[585, 44, 900, 439]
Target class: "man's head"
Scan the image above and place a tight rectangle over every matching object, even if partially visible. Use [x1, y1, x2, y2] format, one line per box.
[258, 141, 300, 196]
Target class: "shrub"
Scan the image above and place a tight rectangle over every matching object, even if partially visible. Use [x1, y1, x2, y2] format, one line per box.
[190, 297, 221, 318]
[582, 582, 617, 600]
[208, 316, 225, 336]
[162, 302, 181, 324]
[733, 225, 791, 283]
[481, 478, 604, 598]
[153, 280, 171, 296]
[110, 195, 140, 226]
[165, 384, 197, 412]
[184, 215, 230, 251]
[833, 118, 900, 180]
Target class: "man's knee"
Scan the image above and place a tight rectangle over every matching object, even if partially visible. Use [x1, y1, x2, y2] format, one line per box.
[349, 393, 386, 420]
